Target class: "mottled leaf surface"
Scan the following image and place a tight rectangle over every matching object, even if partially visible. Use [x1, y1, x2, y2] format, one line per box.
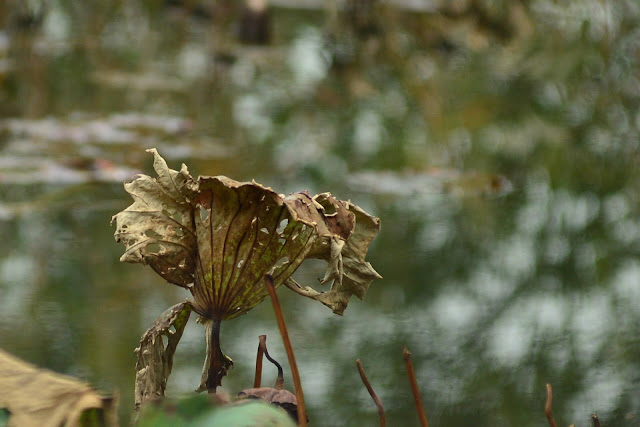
[112, 148, 196, 287]
[114, 149, 381, 318]
[114, 149, 382, 395]
[189, 177, 319, 320]
[285, 195, 382, 314]
[0, 348, 116, 427]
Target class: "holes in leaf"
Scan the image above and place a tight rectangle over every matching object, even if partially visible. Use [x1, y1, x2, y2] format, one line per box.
[271, 256, 289, 272]
[260, 227, 270, 234]
[291, 231, 299, 241]
[199, 205, 210, 221]
[147, 243, 162, 253]
[145, 230, 162, 239]
[277, 218, 288, 234]
[162, 209, 183, 223]
[237, 259, 244, 268]
[278, 237, 286, 245]
[318, 198, 337, 216]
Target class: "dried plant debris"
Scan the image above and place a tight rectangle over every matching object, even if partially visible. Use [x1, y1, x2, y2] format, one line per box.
[0, 348, 116, 427]
[135, 301, 192, 410]
[113, 148, 381, 319]
[112, 148, 381, 398]
[355, 359, 386, 427]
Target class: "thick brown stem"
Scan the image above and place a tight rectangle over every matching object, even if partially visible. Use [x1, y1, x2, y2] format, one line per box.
[545, 384, 558, 427]
[591, 413, 601, 427]
[197, 318, 233, 394]
[403, 346, 428, 427]
[356, 359, 386, 427]
[254, 335, 265, 388]
[265, 275, 307, 427]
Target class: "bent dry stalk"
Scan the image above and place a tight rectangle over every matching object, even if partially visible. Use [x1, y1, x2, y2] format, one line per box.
[111, 149, 381, 405]
[356, 359, 386, 427]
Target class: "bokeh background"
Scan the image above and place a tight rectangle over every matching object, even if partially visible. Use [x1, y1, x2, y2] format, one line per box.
[1, 0, 640, 425]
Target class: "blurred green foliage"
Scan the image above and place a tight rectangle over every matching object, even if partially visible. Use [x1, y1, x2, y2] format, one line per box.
[1, 0, 639, 425]
[137, 395, 295, 427]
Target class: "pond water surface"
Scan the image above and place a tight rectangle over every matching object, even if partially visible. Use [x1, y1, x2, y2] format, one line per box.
[1, 1, 640, 426]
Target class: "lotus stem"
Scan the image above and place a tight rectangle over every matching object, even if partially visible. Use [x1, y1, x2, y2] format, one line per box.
[199, 317, 233, 394]
[254, 335, 265, 388]
[403, 346, 428, 427]
[356, 359, 386, 427]
[265, 275, 307, 427]
[545, 384, 557, 427]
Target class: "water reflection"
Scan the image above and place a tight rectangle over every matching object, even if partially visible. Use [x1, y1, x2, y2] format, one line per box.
[1, 0, 640, 425]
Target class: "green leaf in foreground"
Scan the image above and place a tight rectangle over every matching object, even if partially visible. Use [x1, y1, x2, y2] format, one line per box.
[192, 401, 296, 427]
[137, 395, 296, 427]
[0, 408, 10, 427]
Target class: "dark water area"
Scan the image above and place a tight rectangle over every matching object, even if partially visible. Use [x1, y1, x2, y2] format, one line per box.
[1, 1, 640, 425]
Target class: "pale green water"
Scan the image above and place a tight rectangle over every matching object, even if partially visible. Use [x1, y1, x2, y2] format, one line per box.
[1, 1, 640, 425]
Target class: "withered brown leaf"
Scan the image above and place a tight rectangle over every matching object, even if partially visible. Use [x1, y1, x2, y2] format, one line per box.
[113, 149, 381, 318]
[113, 149, 382, 396]
[135, 301, 192, 409]
[0, 348, 116, 426]
[113, 148, 196, 287]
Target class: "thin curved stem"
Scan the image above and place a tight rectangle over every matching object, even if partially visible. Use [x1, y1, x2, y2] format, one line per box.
[259, 335, 285, 389]
[356, 359, 386, 427]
